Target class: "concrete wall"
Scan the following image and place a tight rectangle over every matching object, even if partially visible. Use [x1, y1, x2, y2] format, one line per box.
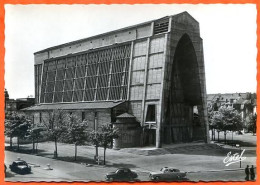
[32, 109, 111, 130]
[160, 12, 209, 146]
[113, 123, 141, 148]
[34, 23, 152, 66]
[33, 12, 209, 148]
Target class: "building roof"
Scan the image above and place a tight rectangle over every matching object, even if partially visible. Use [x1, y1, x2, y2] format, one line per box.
[22, 101, 125, 111]
[116, 113, 136, 118]
[207, 93, 251, 102]
[34, 11, 196, 54]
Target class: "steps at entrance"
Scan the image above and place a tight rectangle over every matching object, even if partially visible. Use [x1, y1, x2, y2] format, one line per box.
[165, 143, 223, 154]
[120, 143, 223, 156]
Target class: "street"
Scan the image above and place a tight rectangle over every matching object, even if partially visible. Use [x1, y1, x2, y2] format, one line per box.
[5, 144, 256, 182]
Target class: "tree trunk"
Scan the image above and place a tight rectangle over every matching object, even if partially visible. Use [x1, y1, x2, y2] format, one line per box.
[54, 137, 58, 158]
[211, 129, 213, 140]
[95, 145, 99, 160]
[36, 137, 38, 154]
[10, 136, 13, 150]
[17, 137, 20, 151]
[232, 131, 233, 146]
[217, 131, 220, 142]
[75, 143, 77, 161]
[32, 137, 35, 153]
[103, 147, 106, 165]
[224, 131, 227, 144]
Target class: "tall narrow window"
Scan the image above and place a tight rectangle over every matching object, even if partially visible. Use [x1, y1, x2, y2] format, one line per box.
[94, 112, 98, 131]
[39, 112, 42, 123]
[146, 105, 156, 122]
[82, 112, 85, 121]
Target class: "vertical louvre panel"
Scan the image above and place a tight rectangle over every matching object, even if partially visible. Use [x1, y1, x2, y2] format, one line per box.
[63, 91, 73, 102]
[54, 92, 63, 102]
[46, 82, 55, 92]
[65, 68, 75, 79]
[56, 70, 65, 80]
[55, 80, 64, 91]
[40, 93, 45, 103]
[42, 72, 47, 83]
[45, 93, 53, 103]
[76, 66, 86, 78]
[73, 90, 84, 102]
[64, 80, 74, 91]
[35, 64, 42, 104]
[84, 89, 95, 101]
[74, 78, 85, 90]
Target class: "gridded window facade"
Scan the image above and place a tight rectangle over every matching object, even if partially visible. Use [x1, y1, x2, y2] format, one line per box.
[34, 64, 43, 104]
[40, 44, 131, 103]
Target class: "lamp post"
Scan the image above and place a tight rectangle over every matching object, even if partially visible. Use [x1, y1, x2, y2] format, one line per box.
[236, 144, 242, 168]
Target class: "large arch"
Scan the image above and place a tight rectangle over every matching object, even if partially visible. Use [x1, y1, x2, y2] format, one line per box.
[163, 34, 203, 143]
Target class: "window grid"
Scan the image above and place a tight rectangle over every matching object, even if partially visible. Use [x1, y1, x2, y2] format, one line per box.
[40, 44, 131, 103]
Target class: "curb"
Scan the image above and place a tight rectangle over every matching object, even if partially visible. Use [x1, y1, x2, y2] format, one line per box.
[187, 168, 244, 173]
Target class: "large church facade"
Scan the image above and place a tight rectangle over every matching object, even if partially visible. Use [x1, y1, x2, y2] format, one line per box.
[25, 12, 209, 148]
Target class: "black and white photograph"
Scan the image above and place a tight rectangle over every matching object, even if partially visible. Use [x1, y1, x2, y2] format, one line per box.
[4, 4, 257, 182]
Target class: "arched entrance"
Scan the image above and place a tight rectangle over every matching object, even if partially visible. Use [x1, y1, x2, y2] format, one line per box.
[164, 34, 202, 143]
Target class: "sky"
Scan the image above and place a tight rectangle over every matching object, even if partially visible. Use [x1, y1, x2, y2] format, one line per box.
[4, 4, 257, 99]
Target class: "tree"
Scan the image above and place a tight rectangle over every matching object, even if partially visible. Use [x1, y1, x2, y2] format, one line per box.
[98, 124, 119, 165]
[5, 112, 32, 151]
[28, 126, 46, 153]
[211, 111, 224, 142]
[208, 107, 216, 141]
[219, 107, 242, 144]
[62, 114, 88, 161]
[246, 113, 257, 135]
[42, 109, 69, 158]
[89, 130, 102, 161]
[212, 106, 243, 144]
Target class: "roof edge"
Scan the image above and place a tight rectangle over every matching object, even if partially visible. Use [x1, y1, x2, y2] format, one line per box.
[33, 12, 193, 54]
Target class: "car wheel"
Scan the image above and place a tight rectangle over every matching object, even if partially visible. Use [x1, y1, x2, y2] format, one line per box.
[109, 177, 114, 181]
[155, 176, 160, 181]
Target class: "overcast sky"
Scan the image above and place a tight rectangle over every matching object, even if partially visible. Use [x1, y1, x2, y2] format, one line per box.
[4, 4, 257, 99]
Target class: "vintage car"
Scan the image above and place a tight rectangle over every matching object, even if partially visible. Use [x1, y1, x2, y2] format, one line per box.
[106, 168, 138, 181]
[9, 160, 31, 174]
[149, 167, 186, 181]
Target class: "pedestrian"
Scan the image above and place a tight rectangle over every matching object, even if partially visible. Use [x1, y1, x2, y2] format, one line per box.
[250, 165, 255, 181]
[245, 165, 250, 181]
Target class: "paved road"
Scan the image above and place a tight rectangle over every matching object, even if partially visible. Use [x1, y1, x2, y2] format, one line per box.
[5, 150, 255, 182]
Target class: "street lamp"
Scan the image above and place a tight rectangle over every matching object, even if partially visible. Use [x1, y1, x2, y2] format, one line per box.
[236, 144, 242, 168]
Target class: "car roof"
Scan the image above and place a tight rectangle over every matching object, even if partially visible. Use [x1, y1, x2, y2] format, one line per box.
[13, 160, 26, 163]
[117, 168, 130, 170]
[162, 167, 178, 170]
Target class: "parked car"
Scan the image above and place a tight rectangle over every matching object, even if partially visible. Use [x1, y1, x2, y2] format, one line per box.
[9, 160, 31, 174]
[106, 168, 138, 181]
[149, 167, 186, 181]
